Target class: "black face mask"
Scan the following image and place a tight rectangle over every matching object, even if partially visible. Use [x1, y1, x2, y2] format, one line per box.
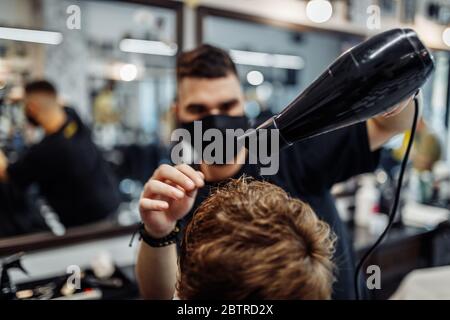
[178, 114, 250, 165]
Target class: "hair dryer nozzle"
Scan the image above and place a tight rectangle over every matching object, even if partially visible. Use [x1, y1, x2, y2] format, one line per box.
[403, 28, 435, 70]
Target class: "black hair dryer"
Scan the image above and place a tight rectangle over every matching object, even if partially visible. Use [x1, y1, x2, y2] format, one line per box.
[245, 28, 434, 148]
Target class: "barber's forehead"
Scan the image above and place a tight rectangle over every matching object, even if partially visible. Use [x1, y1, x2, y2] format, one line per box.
[178, 75, 242, 104]
[26, 91, 51, 98]
[24, 92, 54, 104]
[24, 92, 40, 100]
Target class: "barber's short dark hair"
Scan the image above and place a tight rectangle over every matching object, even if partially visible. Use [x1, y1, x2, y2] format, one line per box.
[25, 80, 57, 96]
[176, 44, 238, 82]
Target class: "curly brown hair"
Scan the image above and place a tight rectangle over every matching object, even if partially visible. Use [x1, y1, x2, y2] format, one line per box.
[177, 178, 336, 300]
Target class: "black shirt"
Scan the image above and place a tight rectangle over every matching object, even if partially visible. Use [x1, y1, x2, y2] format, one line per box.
[181, 122, 380, 300]
[7, 108, 120, 227]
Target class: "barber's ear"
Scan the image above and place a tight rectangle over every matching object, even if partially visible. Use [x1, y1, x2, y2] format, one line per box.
[27, 100, 39, 115]
[171, 102, 179, 119]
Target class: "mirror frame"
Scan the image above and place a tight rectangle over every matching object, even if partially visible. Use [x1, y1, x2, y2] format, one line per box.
[195, 5, 365, 46]
[0, 0, 184, 257]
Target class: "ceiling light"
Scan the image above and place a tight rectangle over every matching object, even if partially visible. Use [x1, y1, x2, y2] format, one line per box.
[306, 0, 333, 24]
[119, 64, 138, 82]
[443, 27, 450, 47]
[247, 70, 264, 86]
[0, 27, 63, 45]
[120, 39, 178, 56]
[230, 50, 305, 70]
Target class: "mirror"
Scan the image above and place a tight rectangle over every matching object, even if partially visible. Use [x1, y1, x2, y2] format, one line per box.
[0, 0, 182, 249]
[197, 7, 364, 125]
[198, 7, 449, 160]
[196, 7, 449, 209]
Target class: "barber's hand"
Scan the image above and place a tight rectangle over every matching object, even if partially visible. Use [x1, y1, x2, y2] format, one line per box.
[139, 164, 205, 239]
[382, 96, 414, 118]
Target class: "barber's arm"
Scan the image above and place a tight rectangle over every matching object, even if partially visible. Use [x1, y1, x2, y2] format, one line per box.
[136, 164, 204, 300]
[367, 96, 416, 151]
[0, 150, 8, 182]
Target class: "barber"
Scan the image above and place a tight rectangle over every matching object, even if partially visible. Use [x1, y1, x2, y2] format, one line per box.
[135, 45, 415, 299]
[0, 80, 120, 228]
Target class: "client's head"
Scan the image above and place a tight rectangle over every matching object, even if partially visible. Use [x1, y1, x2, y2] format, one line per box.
[177, 178, 336, 300]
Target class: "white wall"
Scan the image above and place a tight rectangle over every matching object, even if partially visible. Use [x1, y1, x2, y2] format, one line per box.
[84, 0, 176, 43]
[42, 0, 90, 121]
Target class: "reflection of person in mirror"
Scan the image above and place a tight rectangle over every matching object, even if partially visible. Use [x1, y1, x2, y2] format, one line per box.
[93, 80, 120, 125]
[391, 117, 442, 173]
[0, 80, 120, 228]
[412, 118, 442, 173]
[136, 45, 416, 300]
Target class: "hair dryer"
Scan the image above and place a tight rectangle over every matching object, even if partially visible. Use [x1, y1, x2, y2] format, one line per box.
[242, 28, 434, 148]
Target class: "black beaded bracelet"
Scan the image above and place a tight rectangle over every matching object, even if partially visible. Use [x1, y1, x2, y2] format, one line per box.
[138, 222, 181, 248]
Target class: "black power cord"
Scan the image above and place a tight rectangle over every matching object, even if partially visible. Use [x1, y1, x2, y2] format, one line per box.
[354, 93, 420, 300]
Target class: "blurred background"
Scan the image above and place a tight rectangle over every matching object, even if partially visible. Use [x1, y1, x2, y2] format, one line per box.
[0, 0, 449, 300]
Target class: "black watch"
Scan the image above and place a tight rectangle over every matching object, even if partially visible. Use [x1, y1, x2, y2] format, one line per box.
[138, 222, 181, 248]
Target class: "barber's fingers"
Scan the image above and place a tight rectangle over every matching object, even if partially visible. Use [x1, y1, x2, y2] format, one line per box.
[139, 198, 169, 212]
[143, 179, 185, 200]
[383, 96, 414, 117]
[152, 164, 197, 192]
[175, 164, 204, 188]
